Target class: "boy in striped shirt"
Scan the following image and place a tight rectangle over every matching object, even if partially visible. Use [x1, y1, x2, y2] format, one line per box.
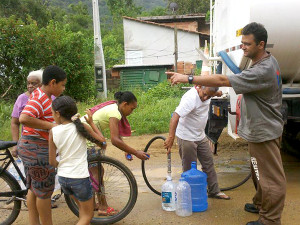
[18, 65, 67, 225]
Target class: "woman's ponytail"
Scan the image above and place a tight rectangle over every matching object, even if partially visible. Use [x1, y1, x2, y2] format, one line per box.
[114, 91, 137, 104]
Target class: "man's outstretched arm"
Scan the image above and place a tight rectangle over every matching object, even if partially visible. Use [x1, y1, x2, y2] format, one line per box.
[166, 72, 231, 87]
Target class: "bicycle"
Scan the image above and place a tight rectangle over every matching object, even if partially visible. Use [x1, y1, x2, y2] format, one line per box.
[0, 141, 138, 225]
[141, 136, 251, 196]
[64, 148, 138, 224]
[0, 141, 27, 225]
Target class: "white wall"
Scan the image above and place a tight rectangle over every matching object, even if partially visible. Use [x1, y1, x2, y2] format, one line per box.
[123, 19, 201, 65]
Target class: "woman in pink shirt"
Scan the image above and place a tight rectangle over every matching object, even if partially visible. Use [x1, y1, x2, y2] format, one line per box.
[10, 70, 43, 156]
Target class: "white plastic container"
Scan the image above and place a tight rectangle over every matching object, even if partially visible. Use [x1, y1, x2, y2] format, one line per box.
[8, 158, 26, 189]
[175, 177, 192, 217]
[161, 176, 176, 211]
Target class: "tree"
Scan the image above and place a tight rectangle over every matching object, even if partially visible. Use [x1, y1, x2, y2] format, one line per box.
[102, 33, 124, 68]
[0, 0, 51, 27]
[0, 0, 23, 18]
[106, 0, 142, 24]
[64, 2, 93, 34]
[21, 0, 51, 27]
[0, 17, 95, 101]
[139, 6, 168, 17]
[166, 0, 210, 14]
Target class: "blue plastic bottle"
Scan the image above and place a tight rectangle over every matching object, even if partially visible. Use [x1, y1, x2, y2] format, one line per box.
[181, 161, 208, 212]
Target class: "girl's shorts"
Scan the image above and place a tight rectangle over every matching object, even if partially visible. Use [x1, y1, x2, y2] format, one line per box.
[58, 176, 93, 202]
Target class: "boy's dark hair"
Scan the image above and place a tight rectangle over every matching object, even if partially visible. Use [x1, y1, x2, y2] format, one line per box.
[42, 65, 67, 85]
[114, 91, 137, 104]
[52, 96, 101, 145]
[242, 22, 268, 49]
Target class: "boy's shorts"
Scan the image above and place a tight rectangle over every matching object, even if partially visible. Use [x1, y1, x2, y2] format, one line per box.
[17, 136, 56, 199]
[58, 176, 93, 202]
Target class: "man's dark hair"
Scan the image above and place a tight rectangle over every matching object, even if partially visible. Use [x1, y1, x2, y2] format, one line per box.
[242, 22, 268, 49]
[42, 65, 67, 85]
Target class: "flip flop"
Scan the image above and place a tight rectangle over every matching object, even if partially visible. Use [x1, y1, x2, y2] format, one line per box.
[208, 192, 231, 200]
[98, 207, 119, 216]
[94, 203, 99, 211]
[107, 207, 118, 215]
[51, 201, 58, 209]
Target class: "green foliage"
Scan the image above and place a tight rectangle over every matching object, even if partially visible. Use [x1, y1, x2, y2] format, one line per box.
[0, 0, 51, 27]
[61, 2, 93, 35]
[120, 82, 187, 135]
[0, 17, 95, 101]
[106, 0, 142, 24]
[139, 6, 168, 17]
[102, 32, 124, 68]
[129, 96, 180, 135]
[134, 0, 167, 10]
[205, 10, 210, 22]
[166, 0, 210, 14]
[128, 83, 185, 135]
[143, 81, 186, 101]
[0, 100, 14, 140]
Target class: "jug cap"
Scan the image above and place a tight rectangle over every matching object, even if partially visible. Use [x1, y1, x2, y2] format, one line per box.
[191, 161, 197, 168]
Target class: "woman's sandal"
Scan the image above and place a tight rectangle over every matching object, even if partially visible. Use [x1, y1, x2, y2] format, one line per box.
[51, 200, 58, 209]
[94, 203, 99, 211]
[98, 207, 119, 216]
[208, 192, 231, 200]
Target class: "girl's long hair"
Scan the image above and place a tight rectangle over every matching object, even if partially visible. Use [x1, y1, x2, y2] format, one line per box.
[52, 96, 101, 145]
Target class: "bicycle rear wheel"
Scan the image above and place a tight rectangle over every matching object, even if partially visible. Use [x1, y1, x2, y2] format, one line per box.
[141, 136, 182, 196]
[65, 155, 138, 225]
[213, 142, 251, 191]
[0, 169, 22, 225]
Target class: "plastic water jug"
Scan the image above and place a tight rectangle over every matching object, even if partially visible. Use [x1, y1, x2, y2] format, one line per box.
[8, 158, 26, 189]
[181, 161, 208, 212]
[161, 176, 176, 211]
[175, 177, 192, 217]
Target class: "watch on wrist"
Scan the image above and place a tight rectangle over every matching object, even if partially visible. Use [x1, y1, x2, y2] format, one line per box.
[188, 75, 194, 84]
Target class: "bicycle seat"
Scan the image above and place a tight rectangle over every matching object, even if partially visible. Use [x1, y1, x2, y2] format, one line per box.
[0, 141, 18, 150]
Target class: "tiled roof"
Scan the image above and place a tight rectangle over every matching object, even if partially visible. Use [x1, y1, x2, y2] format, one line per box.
[123, 16, 209, 36]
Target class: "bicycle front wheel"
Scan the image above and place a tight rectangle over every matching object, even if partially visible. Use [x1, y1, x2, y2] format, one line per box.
[141, 136, 182, 196]
[0, 169, 22, 225]
[65, 155, 138, 225]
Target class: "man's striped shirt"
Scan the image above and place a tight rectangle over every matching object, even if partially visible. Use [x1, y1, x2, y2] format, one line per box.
[21, 87, 54, 140]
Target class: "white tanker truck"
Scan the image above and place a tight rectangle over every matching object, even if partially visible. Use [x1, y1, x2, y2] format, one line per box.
[205, 0, 300, 156]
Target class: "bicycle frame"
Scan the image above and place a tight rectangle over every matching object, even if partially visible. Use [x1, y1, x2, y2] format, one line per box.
[87, 147, 105, 192]
[89, 159, 104, 193]
[0, 148, 28, 198]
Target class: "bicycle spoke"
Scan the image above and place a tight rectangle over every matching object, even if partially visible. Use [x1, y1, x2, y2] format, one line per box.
[65, 156, 137, 224]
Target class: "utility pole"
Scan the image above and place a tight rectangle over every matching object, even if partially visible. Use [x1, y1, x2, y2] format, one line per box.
[170, 2, 179, 72]
[92, 0, 107, 98]
[174, 26, 178, 72]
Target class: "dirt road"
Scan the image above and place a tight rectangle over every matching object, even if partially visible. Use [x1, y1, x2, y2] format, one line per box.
[15, 132, 300, 225]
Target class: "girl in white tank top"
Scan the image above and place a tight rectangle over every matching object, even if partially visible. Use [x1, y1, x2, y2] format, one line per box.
[49, 96, 105, 225]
